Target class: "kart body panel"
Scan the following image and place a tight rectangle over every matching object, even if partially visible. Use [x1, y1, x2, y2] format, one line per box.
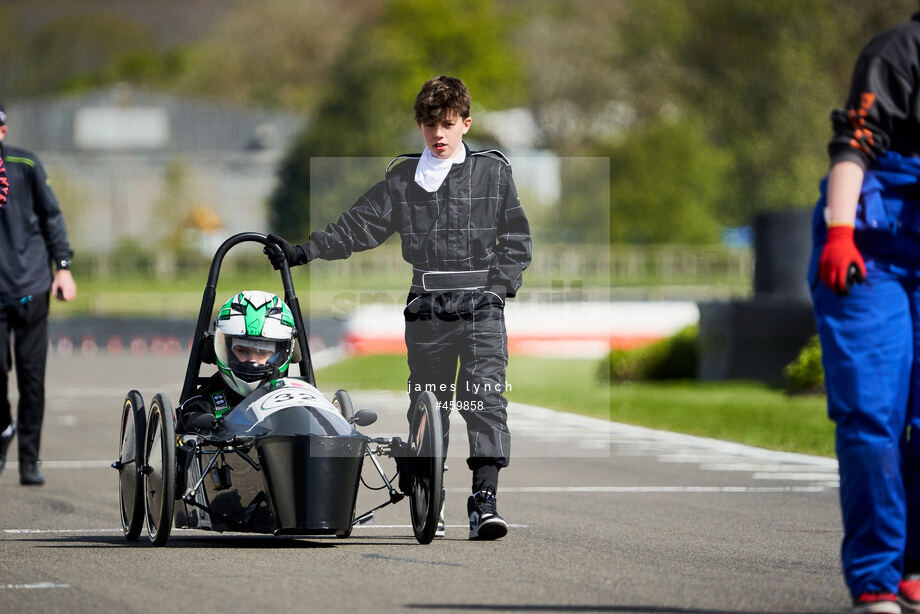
[175, 378, 367, 535]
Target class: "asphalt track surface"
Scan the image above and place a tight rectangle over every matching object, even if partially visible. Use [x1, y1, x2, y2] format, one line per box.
[0, 354, 850, 613]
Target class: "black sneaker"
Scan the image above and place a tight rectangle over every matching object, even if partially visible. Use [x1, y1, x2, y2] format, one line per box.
[0, 421, 15, 475]
[19, 461, 44, 486]
[467, 489, 508, 540]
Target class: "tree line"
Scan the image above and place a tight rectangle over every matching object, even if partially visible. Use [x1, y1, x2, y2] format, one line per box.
[2, 0, 913, 244]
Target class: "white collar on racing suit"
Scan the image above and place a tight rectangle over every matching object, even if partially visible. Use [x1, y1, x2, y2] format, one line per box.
[414, 144, 466, 193]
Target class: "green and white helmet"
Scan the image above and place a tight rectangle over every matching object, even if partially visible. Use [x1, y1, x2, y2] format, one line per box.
[213, 290, 296, 396]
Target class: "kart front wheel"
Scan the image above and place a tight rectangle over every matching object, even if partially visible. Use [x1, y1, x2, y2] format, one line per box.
[117, 391, 146, 540]
[333, 390, 356, 538]
[408, 391, 443, 544]
[332, 389, 355, 423]
[144, 393, 176, 546]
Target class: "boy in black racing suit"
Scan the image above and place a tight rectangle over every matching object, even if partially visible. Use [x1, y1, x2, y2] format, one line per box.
[265, 76, 532, 540]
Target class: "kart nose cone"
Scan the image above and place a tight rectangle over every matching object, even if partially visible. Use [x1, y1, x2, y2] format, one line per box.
[257, 434, 365, 533]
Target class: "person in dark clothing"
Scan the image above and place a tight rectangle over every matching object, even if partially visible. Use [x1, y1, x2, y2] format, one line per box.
[809, 12, 920, 614]
[0, 103, 77, 486]
[266, 75, 532, 540]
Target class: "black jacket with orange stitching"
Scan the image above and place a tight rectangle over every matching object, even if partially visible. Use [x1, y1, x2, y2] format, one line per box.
[830, 13, 920, 168]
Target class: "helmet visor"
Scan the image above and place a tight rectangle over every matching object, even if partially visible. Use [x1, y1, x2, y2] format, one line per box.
[225, 336, 292, 382]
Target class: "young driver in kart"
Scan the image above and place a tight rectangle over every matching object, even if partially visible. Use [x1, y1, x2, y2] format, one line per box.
[178, 290, 296, 433]
[264, 76, 532, 540]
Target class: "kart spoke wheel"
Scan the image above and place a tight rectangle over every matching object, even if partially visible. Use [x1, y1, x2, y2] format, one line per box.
[408, 391, 443, 544]
[144, 393, 176, 546]
[117, 391, 146, 540]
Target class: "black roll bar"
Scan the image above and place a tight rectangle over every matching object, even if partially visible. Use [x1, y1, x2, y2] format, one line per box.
[179, 232, 315, 403]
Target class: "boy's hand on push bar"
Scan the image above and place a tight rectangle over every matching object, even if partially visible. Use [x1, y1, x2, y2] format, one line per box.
[264, 234, 297, 270]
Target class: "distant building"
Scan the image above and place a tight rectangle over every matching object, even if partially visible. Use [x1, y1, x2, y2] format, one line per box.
[477, 107, 561, 208]
[5, 84, 305, 253]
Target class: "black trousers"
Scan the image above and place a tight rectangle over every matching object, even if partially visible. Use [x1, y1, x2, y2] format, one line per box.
[404, 290, 510, 492]
[0, 292, 49, 464]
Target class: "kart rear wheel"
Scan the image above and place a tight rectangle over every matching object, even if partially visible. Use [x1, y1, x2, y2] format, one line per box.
[144, 393, 176, 546]
[117, 391, 146, 540]
[332, 389, 355, 422]
[408, 391, 443, 544]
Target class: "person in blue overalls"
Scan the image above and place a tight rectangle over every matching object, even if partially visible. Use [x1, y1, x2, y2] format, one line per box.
[810, 12, 920, 614]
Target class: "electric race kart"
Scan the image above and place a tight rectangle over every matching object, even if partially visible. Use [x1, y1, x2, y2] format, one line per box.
[113, 233, 443, 546]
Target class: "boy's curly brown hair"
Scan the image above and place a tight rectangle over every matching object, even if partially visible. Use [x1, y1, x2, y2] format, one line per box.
[414, 76, 471, 125]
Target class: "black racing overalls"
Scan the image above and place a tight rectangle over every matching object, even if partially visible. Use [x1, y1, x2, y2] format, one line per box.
[303, 145, 532, 489]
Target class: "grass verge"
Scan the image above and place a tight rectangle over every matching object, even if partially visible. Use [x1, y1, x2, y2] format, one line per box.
[314, 353, 834, 458]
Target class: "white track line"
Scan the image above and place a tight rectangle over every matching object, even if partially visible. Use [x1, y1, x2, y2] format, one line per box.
[0, 583, 70, 590]
[700, 463, 839, 473]
[3, 460, 112, 469]
[2, 525, 526, 534]
[4, 529, 122, 534]
[352, 524, 528, 529]
[752, 472, 842, 481]
[448, 485, 832, 493]
[511, 400, 837, 467]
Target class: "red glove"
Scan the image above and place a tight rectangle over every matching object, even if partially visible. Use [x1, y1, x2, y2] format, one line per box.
[819, 225, 866, 294]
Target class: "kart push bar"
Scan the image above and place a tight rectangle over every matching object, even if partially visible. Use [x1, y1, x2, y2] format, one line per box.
[180, 232, 315, 404]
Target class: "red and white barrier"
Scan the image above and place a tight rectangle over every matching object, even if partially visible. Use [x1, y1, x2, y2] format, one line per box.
[344, 301, 699, 358]
[50, 334, 188, 357]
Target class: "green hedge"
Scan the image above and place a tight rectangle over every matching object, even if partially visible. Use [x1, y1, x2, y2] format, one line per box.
[784, 334, 825, 394]
[601, 325, 698, 382]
